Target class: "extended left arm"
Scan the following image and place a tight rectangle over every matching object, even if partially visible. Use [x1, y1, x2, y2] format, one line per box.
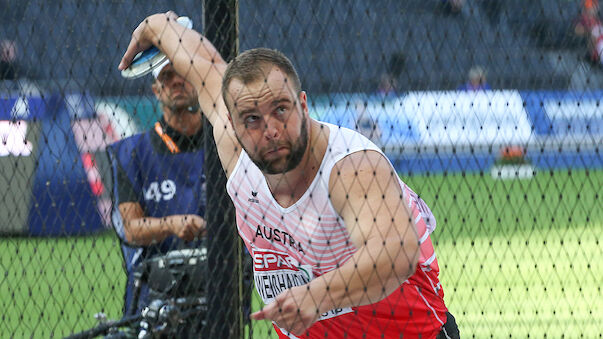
[252, 150, 420, 334]
[318, 150, 420, 307]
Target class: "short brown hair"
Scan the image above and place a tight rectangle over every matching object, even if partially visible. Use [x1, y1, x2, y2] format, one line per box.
[222, 48, 302, 111]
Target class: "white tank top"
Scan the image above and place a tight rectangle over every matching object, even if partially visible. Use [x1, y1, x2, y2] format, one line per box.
[226, 122, 440, 309]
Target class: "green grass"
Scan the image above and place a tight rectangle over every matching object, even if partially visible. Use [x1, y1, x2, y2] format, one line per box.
[0, 235, 125, 338]
[1, 169, 601, 338]
[404, 168, 602, 338]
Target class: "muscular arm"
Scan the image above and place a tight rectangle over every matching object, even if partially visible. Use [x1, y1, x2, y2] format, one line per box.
[252, 150, 420, 334]
[118, 12, 240, 175]
[119, 202, 205, 246]
[317, 150, 420, 308]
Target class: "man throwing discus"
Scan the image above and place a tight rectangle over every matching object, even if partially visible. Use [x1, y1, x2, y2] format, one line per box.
[119, 11, 460, 339]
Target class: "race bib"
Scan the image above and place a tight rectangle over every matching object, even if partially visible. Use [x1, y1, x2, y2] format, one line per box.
[253, 249, 313, 304]
[252, 249, 353, 321]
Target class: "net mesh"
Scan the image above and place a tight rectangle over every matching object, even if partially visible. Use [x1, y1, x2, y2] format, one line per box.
[0, 0, 601, 338]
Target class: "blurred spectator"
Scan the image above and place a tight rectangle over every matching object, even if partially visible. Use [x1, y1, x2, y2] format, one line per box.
[574, 0, 603, 66]
[376, 52, 404, 96]
[0, 39, 19, 80]
[440, 0, 465, 15]
[376, 73, 398, 97]
[457, 65, 491, 91]
[354, 100, 382, 144]
[480, 0, 502, 25]
[530, 17, 582, 50]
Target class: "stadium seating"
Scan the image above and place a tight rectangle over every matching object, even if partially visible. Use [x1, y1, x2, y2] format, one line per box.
[239, 0, 584, 93]
[0, 0, 597, 94]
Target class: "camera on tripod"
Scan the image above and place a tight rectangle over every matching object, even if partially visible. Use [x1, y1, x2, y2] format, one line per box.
[136, 248, 209, 338]
[66, 248, 209, 339]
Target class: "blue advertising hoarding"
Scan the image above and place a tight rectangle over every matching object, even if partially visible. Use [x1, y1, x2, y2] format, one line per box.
[0, 94, 128, 236]
[312, 90, 601, 174]
[0, 89, 600, 235]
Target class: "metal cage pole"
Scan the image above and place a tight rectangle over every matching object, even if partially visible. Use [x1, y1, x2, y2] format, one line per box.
[202, 0, 241, 338]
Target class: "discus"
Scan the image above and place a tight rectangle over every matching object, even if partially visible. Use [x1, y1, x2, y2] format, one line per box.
[120, 16, 193, 79]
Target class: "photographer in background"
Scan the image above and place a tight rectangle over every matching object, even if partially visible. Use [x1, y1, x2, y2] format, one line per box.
[107, 61, 208, 335]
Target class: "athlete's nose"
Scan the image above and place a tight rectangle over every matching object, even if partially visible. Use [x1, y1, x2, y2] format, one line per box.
[263, 117, 280, 140]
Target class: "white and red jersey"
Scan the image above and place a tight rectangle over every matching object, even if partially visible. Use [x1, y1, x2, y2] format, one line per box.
[226, 123, 447, 338]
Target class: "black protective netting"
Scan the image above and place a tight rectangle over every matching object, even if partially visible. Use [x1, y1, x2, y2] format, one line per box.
[0, 0, 600, 338]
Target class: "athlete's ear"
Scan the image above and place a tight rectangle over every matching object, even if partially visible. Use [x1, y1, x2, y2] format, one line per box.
[298, 91, 308, 114]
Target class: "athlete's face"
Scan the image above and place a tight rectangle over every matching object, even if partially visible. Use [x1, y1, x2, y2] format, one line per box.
[152, 64, 198, 113]
[227, 66, 309, 174]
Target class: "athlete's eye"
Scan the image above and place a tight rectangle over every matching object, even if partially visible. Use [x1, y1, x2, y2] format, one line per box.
[244, 115, 261, 128]
[275, 106, 286, 115]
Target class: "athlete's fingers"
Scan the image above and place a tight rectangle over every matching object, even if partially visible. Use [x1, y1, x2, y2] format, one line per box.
[252, 298, 285, 321]
[165, 11, 179, 22]
[265, 299, 301, 332]
[119, 26, 147, 70]
[271, 287, 321, 335]
[250, 308, 268, 320]
[251, 288, 314, 334]
[119, 14, 163, 70]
